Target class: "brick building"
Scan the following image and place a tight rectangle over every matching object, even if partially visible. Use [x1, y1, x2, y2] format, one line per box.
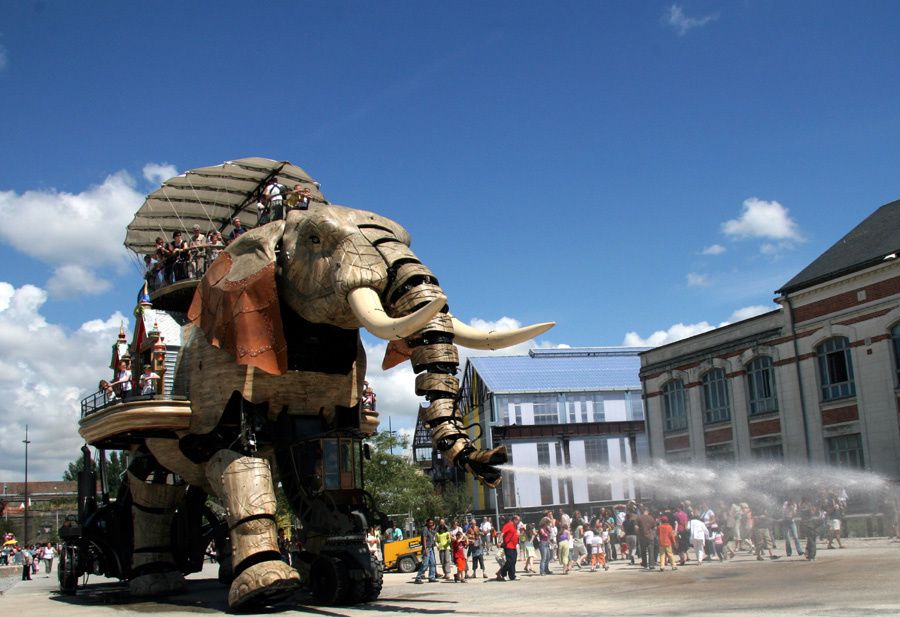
[640, 199, 900, 480]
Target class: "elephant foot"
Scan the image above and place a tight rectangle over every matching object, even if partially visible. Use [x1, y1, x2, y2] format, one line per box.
[129, 569, 186, 597]
[228, 560, 301, 610]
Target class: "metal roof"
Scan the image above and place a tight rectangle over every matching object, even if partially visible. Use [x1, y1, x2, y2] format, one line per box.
[467, 347, 649, 394]
[140, 309, 189, 347]
[778, 198, 900, 294]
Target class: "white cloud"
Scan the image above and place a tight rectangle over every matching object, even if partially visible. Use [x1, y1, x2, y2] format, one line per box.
[722, 197, 802, 242]
[0, 282, 128, 481]
[687, 272, 709, 287]
[0, 171, 143, 269]
[666, 4, 718, 36]
[46, 264, 113, 298]
[143, 163, 178, 187]
[622, 304, 775, 347]
[702, 244, 726, 255]
[727, 305, 772, 322]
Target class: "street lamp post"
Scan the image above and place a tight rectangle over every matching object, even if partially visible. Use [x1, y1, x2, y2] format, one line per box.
[22, 425, 31, 546]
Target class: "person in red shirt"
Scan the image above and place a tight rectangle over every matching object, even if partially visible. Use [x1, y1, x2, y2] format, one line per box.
[451, 531, 469, 582]
[497, 515, 521, 581]
[657, 516, 678, 572]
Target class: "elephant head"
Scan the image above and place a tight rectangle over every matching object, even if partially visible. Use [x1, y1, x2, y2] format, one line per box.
[188, 204, 554, 487]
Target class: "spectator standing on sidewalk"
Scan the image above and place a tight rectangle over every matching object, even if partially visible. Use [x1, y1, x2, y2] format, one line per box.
[414, 518, 438, 583]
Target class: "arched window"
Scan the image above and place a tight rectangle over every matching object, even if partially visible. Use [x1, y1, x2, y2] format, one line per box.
[746, 356, 778, 415]
[817, 337, 855, 401]
[891, 324, 900, 383]
[662, 380, 688, 432]
[702, 368, 731, 424]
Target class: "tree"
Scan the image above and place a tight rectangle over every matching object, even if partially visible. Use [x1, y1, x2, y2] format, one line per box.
[63, 450, 128, 496]
[364, 431, 445, 525]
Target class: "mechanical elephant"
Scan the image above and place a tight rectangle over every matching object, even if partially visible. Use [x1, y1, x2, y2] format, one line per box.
[134, 203, 553, 609]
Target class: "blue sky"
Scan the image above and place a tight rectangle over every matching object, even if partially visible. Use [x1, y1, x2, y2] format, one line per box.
[0, 1, 898, 478]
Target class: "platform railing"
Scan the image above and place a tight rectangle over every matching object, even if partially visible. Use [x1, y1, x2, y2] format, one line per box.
[80, 389, 186, 419]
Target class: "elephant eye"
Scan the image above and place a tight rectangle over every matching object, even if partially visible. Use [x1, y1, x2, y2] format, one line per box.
[309, 235, 320, 244]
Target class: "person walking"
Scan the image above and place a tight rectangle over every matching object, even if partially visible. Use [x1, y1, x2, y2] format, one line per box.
[41, 543, 56, 575]
[636, 507, 658, 570]
[657, 516, 678, 572]
[558, 524, 572, 574]
[781, 498, 804, 557]
[538, 517, 553, 575]
[414, 518, 438, 583]
[688, 514, 710, 565]
[21, 548, 32, 581]
[497, 515, 521, 581]
[800, 501, 823, 561]
[623, 512, 638, 566]
[825, 496, 845, 549]
[522, 524, 537, 573]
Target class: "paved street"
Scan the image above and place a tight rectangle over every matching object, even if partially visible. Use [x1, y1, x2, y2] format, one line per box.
[2, 538, 898, 616]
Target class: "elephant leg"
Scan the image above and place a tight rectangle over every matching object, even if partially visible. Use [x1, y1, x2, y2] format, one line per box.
[206, 449, 300, 609]
[127, 461, 187, 596]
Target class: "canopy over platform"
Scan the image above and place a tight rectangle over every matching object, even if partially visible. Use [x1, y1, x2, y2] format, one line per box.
[124, 157, 326, 256]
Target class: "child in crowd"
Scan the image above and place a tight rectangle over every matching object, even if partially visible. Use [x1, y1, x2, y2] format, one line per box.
[590, 526, 608, 571]
[451, 531, 468, 582]
[657, 516, 678, 571]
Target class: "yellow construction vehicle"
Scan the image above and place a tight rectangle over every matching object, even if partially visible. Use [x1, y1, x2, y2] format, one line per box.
[382, 536, 423, 573]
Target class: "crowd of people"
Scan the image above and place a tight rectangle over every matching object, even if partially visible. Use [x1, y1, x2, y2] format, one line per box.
[410, 491, 855, 583]
[1, 535, 57, 581]
[143, 182, 315, 291]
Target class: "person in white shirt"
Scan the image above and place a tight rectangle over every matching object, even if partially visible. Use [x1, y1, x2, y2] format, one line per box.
[688, 514, 711, 565]
[139, 364, 161, 396]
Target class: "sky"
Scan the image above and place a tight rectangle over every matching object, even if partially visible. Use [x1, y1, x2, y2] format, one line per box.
[0, 1, 898, 481]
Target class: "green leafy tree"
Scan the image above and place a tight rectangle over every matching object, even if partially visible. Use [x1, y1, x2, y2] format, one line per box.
[364, 431, 444, 525]
[440, 482, 473, 521]
[63, 450, 128, 496]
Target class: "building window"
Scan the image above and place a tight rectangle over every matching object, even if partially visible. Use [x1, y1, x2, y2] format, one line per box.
[583, 438, 611, 501]
[892, 324, 900, 383]
[627, 391, 645, 421]
[826, 433, 864, 469]
[563, 393, 606, 423]
[662, 380, 688, 432]
[751, 442, 784, 461]
[746, 356, 778, 416]
[533, 395, 559, 425]
[702, 368, 731, 424]
[705, 442, 734, 463]
[817, 337, 856, 401]
[536, 443, 554, 504]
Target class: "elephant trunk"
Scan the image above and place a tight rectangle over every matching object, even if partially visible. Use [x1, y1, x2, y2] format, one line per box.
[383, 262, 507, 487]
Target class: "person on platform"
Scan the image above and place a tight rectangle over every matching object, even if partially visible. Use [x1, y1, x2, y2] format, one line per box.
[139, 364, 161, 396]
[227, 217, 247, 244]
[110, 359, 134, 400]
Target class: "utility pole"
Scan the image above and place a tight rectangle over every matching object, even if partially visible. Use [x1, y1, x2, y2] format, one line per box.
[22, 425, 30, 545]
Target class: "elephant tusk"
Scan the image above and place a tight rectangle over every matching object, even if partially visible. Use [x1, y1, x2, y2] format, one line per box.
[450, 317, 556, 350]
[348, 287, 447, 340]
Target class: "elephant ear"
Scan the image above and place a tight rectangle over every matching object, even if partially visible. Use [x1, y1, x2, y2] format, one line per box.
[188, 222, 288, 375]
